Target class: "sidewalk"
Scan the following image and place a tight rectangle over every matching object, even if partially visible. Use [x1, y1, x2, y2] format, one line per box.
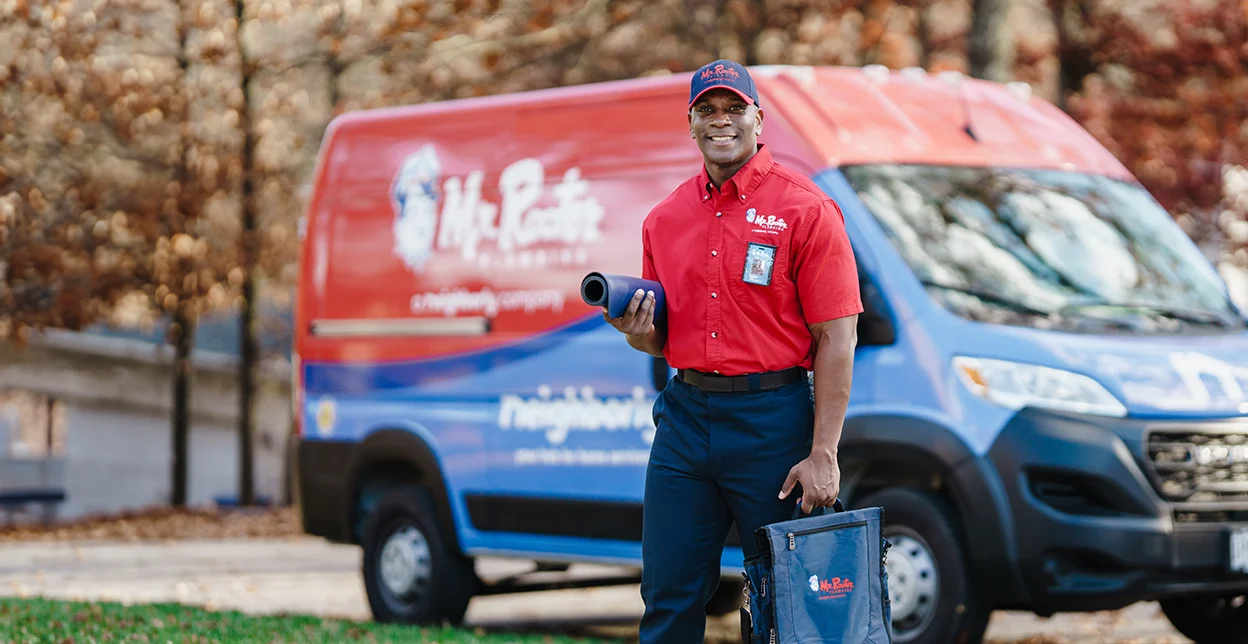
[0, 536, 1190, 643]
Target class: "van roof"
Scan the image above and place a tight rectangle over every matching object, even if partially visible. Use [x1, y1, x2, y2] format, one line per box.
[749, 65, 1133, 180]
[323, 64, 1133, 181]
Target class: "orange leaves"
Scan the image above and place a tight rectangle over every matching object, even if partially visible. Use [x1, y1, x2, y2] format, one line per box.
[1059, 0, 1246, 250]
[3, 0, 1244, 340]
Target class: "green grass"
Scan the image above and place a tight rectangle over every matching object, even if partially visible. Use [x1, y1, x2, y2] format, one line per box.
[0, 597, 617, 644]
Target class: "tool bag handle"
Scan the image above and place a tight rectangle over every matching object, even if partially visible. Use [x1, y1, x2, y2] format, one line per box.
[790, 497, 845, 520]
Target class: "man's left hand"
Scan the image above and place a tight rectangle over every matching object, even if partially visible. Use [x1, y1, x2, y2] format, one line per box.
[779, 449, 840, 515]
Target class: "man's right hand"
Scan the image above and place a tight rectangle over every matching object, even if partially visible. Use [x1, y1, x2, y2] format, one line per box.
[602, 288, 656, 338]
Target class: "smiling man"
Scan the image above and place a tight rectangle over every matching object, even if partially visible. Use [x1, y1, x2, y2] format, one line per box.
[600, 59, 864, 642]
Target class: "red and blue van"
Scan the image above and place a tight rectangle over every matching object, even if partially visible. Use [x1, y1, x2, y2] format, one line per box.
[292, 65, 1248, 643]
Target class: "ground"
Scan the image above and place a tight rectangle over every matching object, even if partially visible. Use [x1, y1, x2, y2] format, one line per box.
[0, 507, 1193, 643]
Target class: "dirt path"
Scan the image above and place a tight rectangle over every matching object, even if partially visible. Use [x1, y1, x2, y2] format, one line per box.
[0, 536, 1190, 643]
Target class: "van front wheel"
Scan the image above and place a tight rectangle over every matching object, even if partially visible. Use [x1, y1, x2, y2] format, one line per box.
[361, 486, 477, 625]
[853, 487, 990, 644]
[705, 578, 745, 616]
[1160, 594, 1248, 643]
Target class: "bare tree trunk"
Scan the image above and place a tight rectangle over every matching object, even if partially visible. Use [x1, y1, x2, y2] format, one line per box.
[236, 0, 257, 507]
[169, 0, 192, 510]
[969, 0, 1015, 81]
[239, 273, 256, 505]
[1051, 0, 1097, 110]
[171, 308, 194, 507]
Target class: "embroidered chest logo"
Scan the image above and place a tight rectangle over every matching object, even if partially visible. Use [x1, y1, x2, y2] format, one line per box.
[745, 207, 787, 233]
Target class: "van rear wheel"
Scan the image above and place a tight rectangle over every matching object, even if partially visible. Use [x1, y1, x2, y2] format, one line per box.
[853, 487, 990, 644]
[361, 486, 478, 625]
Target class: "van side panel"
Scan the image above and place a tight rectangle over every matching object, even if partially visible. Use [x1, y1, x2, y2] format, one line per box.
[296, 83, 751, 564]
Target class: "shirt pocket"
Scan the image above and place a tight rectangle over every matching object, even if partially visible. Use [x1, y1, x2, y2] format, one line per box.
[726, 229, 790, 302]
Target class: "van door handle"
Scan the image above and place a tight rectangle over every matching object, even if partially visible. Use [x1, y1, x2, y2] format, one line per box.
[651, 356, 670, 392]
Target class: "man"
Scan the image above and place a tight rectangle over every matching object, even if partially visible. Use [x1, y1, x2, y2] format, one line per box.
[602, 59, 862, 643]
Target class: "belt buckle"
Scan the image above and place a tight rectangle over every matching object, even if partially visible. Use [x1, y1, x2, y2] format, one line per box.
[697, 372, 727, 393]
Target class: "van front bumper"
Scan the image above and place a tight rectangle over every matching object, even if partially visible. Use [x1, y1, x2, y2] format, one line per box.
[986, 407, 1248, 615]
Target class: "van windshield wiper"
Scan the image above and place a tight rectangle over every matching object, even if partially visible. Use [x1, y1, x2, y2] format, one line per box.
[918, 280, 1053, 317]
[1058, 301, 1240, 328]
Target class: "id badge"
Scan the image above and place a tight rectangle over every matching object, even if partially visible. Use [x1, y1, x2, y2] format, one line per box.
[742, 242, 777, 286]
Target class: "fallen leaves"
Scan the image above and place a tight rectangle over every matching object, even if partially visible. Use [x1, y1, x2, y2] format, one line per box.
[0, 504, 302, 543]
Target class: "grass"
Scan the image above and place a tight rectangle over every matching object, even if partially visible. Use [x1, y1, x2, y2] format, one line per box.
[0, 597, 617, 644]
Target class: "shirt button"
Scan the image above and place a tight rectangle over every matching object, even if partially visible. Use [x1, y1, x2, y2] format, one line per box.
[716, 212, 722, 217]
[740, 195, 746, 201]
[711, 292, 717, 298]
[711, 332, 717, 338]
[711, 250, 717, 256]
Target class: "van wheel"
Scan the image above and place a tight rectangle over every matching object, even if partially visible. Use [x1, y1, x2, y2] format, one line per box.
[1160, 594, 1248, 643]
[853, 487, 990, 644]
[361, 486, 478, 625]
[705, 578, 745, 616]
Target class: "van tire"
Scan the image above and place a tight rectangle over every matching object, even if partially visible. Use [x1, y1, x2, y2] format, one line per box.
[361, 486, 477, 625]
[1159, 594, 1248, 643]
[853, 487, 990, 644]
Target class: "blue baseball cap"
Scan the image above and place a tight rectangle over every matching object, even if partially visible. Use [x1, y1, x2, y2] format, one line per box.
[688, 59, 760, 109]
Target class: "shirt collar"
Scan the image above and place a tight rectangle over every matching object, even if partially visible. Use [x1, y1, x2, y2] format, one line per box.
[699, 144, 775, 202]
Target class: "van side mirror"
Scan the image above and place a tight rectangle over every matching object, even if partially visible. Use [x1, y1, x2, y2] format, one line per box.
[857, 275, 895, 346]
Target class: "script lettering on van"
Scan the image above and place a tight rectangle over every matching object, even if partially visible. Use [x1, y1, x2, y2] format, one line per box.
[410, 287, 565, 316]
[391, 144, 605, 273]
[498, 385, 656, 448]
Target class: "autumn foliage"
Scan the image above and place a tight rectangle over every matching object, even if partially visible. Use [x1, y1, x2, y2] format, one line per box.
[0, 0, 242, 341]
[0, 0, 1245, 340]
[1053, 0, 1247, 271]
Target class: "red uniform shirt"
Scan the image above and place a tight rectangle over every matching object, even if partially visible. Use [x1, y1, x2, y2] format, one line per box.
[641, 145, 862, 376]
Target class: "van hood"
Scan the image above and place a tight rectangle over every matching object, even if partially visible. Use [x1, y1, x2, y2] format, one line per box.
[1009, 328, 1248, 417]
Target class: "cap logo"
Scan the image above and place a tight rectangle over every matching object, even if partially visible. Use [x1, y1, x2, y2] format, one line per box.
[701, 64, 740, 81]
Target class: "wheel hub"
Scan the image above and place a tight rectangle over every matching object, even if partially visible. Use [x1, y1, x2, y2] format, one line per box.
[378, 525, 432, 602]
[886, 533, 939, 637]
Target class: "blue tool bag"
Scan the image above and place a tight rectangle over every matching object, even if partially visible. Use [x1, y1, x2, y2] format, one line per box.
[740, 500, 892, 643]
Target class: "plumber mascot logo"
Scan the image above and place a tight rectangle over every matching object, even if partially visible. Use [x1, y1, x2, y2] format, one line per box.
[390, 144, 442, 272]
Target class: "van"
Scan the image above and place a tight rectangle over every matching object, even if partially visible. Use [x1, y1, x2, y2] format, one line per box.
[291, 64, 1248, 643]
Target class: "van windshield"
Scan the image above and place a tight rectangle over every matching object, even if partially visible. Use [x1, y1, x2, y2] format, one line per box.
[838, 164, 1245, 334]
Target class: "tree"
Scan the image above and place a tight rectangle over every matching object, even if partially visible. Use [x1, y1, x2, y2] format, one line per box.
[230, 0, 258, 506]
[969, 0, 1014, 81]
[1053, 0, 1247, 256]
[0, 0, 243, 506]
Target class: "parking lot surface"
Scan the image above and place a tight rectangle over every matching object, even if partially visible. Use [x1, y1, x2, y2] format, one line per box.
[0, 536, 1191, 643]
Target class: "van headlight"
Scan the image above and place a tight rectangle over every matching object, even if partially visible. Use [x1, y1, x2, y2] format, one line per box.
[952, 356, 1127, 417]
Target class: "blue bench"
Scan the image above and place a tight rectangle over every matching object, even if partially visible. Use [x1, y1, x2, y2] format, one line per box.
[0, 488, 66, 525]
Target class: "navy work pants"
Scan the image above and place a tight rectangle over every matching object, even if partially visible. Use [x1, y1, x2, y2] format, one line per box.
[639, 375, 815, 644]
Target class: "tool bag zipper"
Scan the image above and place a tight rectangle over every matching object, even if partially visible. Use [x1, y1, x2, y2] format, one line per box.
[786, 520, 867, 550]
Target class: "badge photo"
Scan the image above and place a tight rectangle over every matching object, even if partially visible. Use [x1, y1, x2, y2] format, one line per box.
[742, 242, 777, 286]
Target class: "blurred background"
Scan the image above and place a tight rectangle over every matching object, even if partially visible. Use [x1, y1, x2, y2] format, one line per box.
[0, 0, 1244, 641]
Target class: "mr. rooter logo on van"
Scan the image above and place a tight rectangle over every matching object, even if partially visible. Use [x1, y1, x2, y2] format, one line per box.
[389, 144, 607, 274]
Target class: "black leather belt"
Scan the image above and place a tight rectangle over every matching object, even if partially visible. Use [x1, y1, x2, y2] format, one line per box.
[677, 366, 807, 393]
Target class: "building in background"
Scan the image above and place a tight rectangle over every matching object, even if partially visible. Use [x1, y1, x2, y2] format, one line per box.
[0, 309, 293, 523]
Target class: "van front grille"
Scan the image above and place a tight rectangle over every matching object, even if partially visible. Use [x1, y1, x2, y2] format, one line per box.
[1146, 429, 1248, 503]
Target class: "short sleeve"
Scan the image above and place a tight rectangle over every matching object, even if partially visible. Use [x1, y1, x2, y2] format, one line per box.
[793, 198, 863, 324]
[641, 223, 658, 283]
